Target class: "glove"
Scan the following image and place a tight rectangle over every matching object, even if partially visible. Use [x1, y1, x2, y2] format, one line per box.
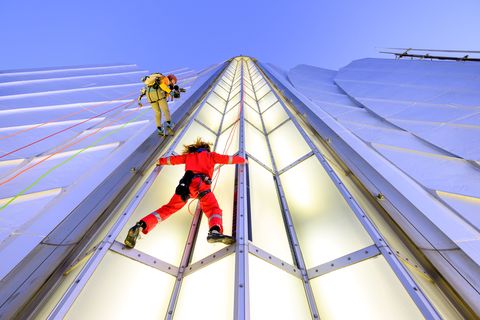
[138, 102, 143, 108]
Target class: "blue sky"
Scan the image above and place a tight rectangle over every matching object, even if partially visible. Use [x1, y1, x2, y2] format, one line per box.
[1, 0, 479, 73]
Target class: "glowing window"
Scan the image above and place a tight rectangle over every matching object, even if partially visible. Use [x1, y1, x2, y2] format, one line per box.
[268, 121, 310, 171]
[311, 256, 423, 319]
[249, 160, 292, 263]
[65, 252, 175, 320]
[196, 103, 223, 134]
[280, 157, 373, 267]
[245, 122, 272, 169]
[262, 102, 289, 133]
[174, 254, 235, 319]
[249, 255, 311, 320]
[258, 91, 278, 113]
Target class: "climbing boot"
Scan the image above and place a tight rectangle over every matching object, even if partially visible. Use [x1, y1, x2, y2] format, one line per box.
[157, 126, 166, 136]
[207, 229, 235, 245]
[165, 122, 175, 136]
[124, 222, 144, 248]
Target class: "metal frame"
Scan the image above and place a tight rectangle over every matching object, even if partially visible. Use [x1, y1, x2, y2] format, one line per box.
[47, 62, 230, 319]
[233, 58, 251, 320]
[248, 242, 302, 279]
[110, 241, 178, 277]
[306, 245, 380, 279]
[254, 60, 442, 320]
[245, 60, 320, 320]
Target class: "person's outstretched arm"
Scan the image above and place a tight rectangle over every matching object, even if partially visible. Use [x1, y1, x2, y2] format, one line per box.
[211, 152, 247, 165]
[157, 154, 187, 166]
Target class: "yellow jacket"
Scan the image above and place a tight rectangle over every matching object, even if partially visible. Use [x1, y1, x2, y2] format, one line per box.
[138, 74, 171, 103]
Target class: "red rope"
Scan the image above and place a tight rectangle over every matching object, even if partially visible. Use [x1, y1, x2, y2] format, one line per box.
[0, 91, 137, 142]
[0, 100, 135, 159]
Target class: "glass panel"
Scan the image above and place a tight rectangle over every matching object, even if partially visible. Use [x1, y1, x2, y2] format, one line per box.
[262, 102, 289, 133]
[117, 164, 193, 265]
[244, 85, 255, 99]
[258, 91, 278, 113]
[65, 252, 175, 319]
[244, 103, 263, 131]
[244, 93, 257, 111]
[231, 82, 241, 97]
[311, 256, 423, 319]
[220, 79, 231, 90]
[196, 103, 223, 134]
[255, 84, 271, 101]
[214, 84, 229, 101]
[280, 157, 373, 266]
[254, 79, 266, 90]
[216, 124, 239, 156]
[226, 92, 241, 111]
[249, 160, 293, 263]
[191, 165, 236, 262]
[245, 122, 272, 169]
[249, 255, 310, 320]
[268, 121, 310, 171]
[222, 104, 240, 130]
[217, 81, 230, 94]
[173, 121, 217, 155]
[206, 91, 226, 111]
[174, 254, 235, 319]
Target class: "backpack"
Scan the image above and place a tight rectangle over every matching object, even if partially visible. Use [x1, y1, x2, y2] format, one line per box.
[142, 73, 165, 89]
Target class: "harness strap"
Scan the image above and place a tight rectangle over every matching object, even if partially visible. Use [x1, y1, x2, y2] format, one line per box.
[198, 189, 211, 199]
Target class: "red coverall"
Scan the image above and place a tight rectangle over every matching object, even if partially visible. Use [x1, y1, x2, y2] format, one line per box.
[141, 150, 246, 234]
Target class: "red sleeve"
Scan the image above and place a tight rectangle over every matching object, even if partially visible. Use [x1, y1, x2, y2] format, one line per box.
[211, 152, 246, 165]
[159, 154, 186, 166]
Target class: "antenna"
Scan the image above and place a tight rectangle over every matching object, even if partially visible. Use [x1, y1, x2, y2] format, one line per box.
[377, 47, 480, 62]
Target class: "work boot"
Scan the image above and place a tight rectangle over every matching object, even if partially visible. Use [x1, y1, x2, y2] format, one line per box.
[124, 221, 145, 249]
[157, 126, 166, 136]
[207, 229, 235, 245]
[165, 121, 175, 136]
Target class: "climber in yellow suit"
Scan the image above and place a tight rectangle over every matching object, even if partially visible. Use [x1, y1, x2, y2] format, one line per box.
[138, 73, 178, 136]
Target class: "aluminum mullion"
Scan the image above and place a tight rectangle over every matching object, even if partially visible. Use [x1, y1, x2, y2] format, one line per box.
[47, 62, 229, 320]
[266, 118, 290, 135]
[248, 242, 302, 279]
[260, 100, 278, 115]
[194, 118, 219, 136]
[183, 245, 235, 276]
[166, 60, 240, 319]
[277, 151, 315, 175]
[245, 62, 320, 320]
[254, 62, 442, 320]
[245, 152, 273, 174]
[244, 118, 264, 135]
[212, 90, 228, 103]
[110, 241, 179, 276]
[306, 244, 380, 279]
[234, 58, 250, 320]
[213, 61, 240, 149]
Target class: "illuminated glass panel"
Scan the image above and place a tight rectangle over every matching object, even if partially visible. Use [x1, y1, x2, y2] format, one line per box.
[311, 256, 423, 319]
[216, 124, 239, 156]
[262, 102, 289, 133]
[280, 157, 373, 267]
[174, 254, 235, 319]
[258, 91, 278, 113]
[222, 104, 241, 130]
[255, 84, 271, 101]
[65, 252, 175, 319]
[268, 121, 310, 171]
[191, 165, 236, 262]
[244, 103, 263, 131]
[117, 164, 193, 265]
[249, 160, 292, 263]
[244, 93, 257, 110]
[214, 84, 229, 101]
[206, 92, 226, 111]
[196, 103, 223, 134]
[173, 121, 217, 155]
[254, 79, 267, 90]
[249, 255, 310, 320]
[245, 122, 272, 169]
[226, 93, 241, 112]
[244, 87, 255, 100]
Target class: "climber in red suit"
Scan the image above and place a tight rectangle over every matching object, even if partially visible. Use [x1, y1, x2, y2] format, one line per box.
[124, 138, 247, 248]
